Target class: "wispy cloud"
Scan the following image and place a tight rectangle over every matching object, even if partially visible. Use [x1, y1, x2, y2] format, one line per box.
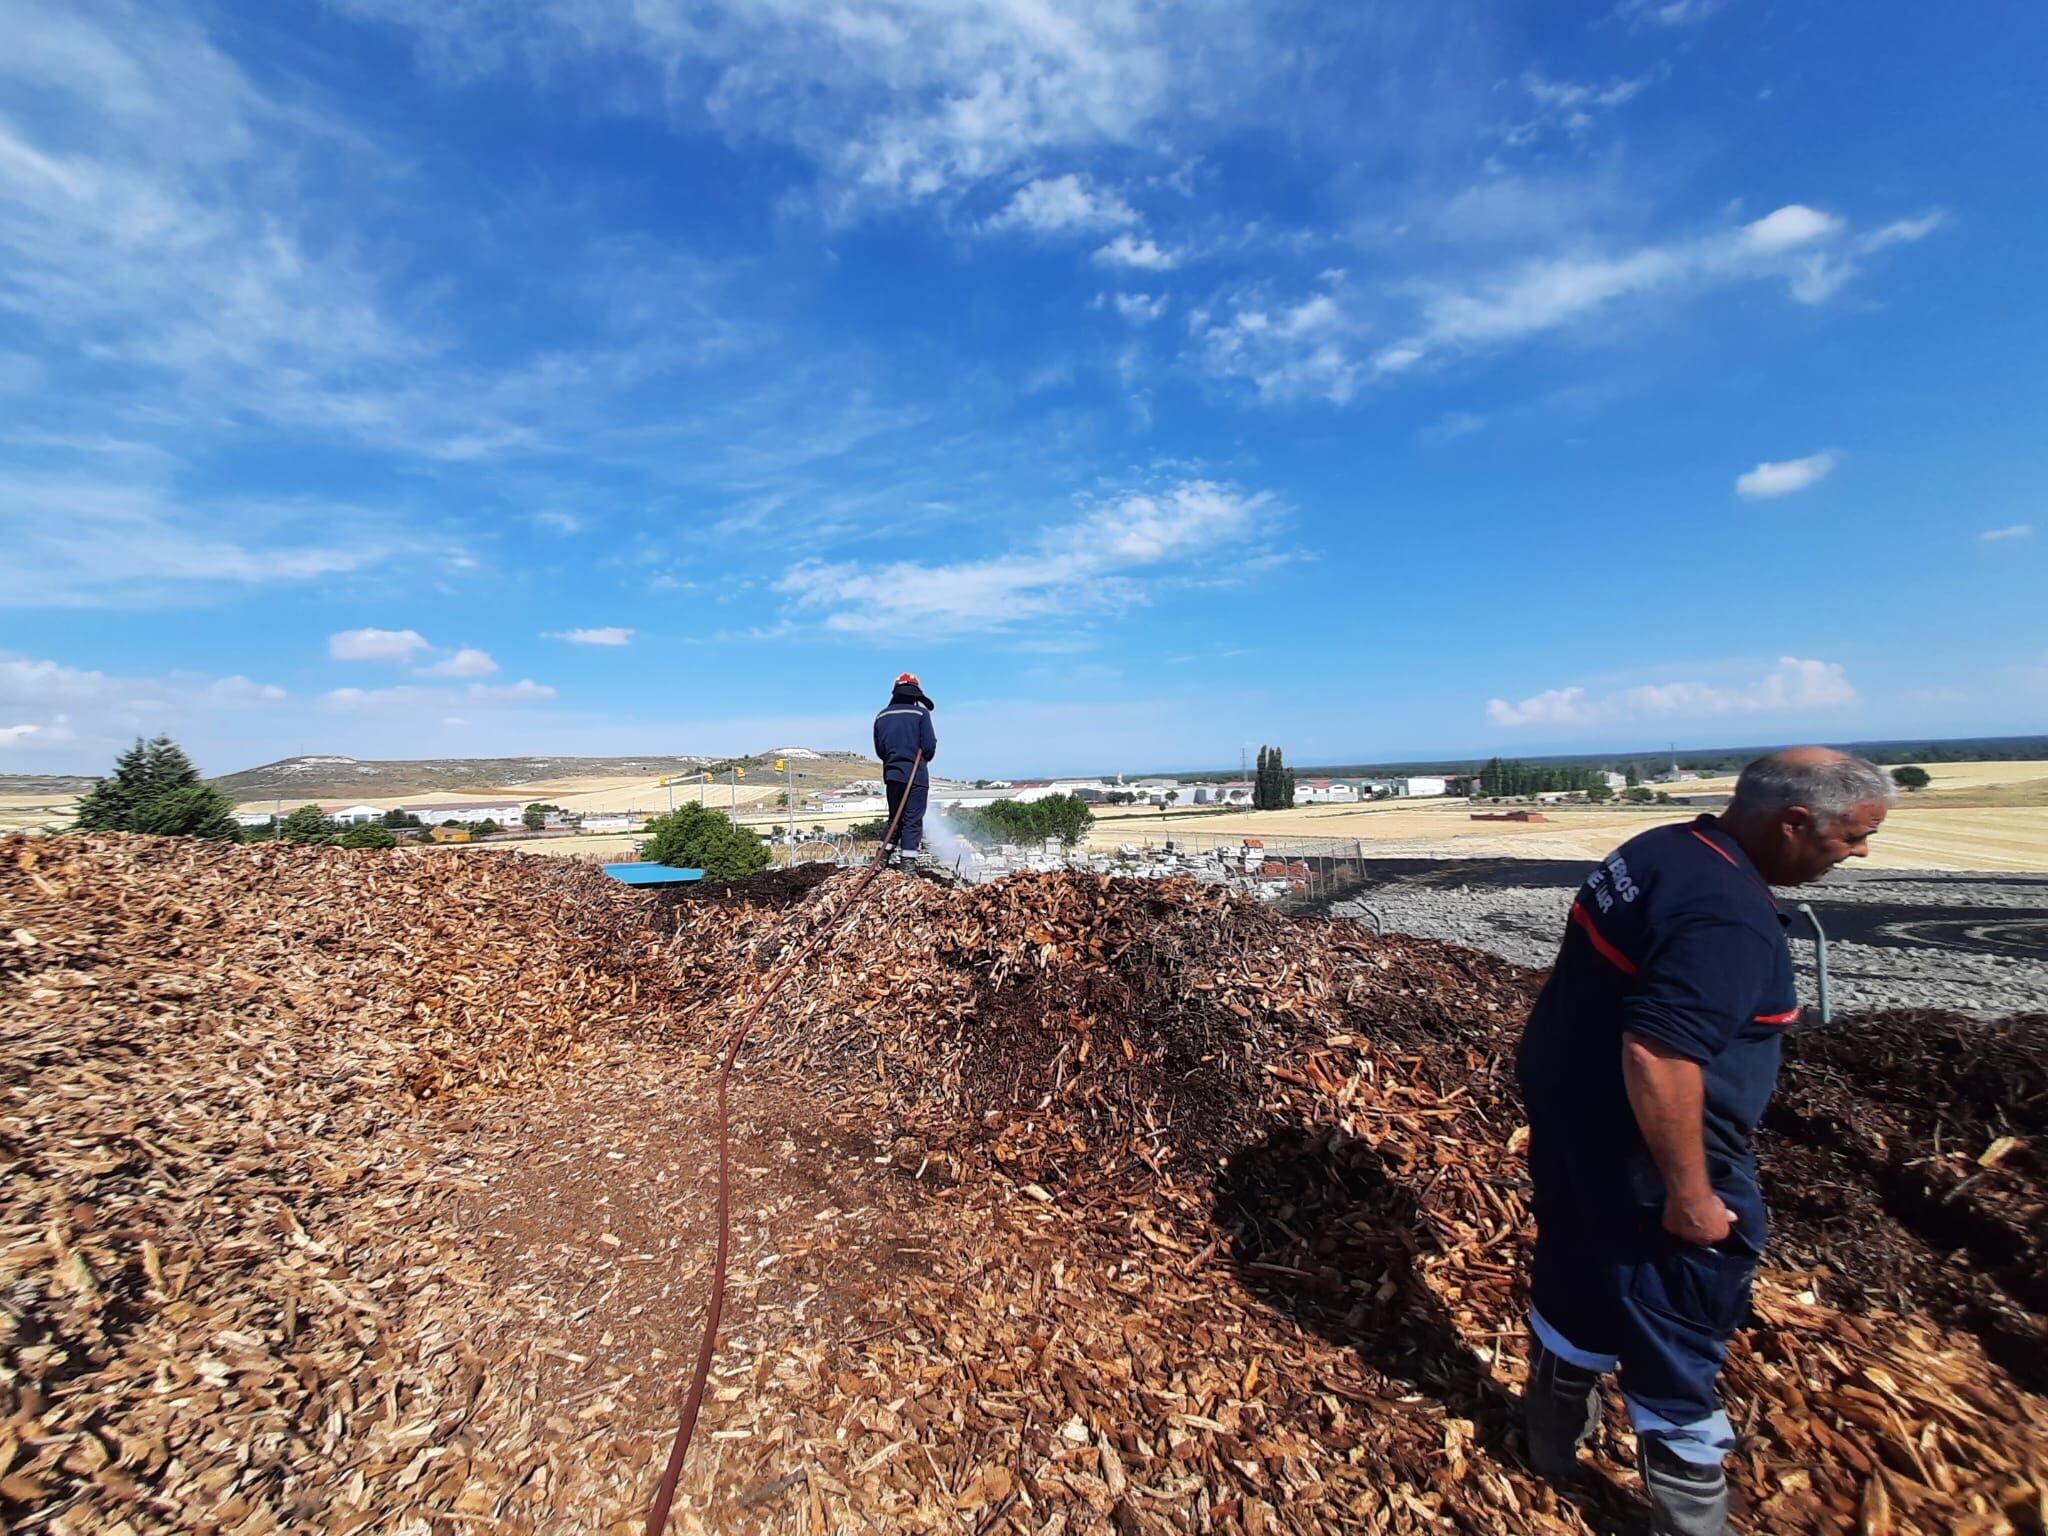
[1980, 523, 2033, 542]
[545, 627, 635, 645]
[1488, 656, 1858, 728]
[0, 651, 286, 763]
[1736, 452, 1836, 500]
[1365, 205, 1942, 379]
[1505, 72, 1652, 146]
[336, 0, 1257, 214]
[322, 677, 556, 709]
[1191, 287, 1362, 403]
[0, 472, 398, 607]
[1612, 0, 1728, 27]
[776, 478, 1276, 634]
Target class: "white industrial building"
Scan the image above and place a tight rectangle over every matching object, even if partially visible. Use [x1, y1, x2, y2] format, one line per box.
[1293, 779, 1360, 804]
[398, 800, 526, 824]
[1389, 776, 1449, 798]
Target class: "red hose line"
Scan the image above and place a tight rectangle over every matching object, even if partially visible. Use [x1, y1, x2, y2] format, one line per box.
[644, 751, 923, 1536]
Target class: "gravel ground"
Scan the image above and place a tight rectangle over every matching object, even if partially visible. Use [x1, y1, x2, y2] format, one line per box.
[1330, 875, 2048, 1017]
[1796, 867, 2048, 910]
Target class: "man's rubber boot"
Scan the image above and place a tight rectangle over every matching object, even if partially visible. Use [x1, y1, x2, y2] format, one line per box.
[1523, 1339, 1600, 1480]
[1638, 1439, 1731, 1536]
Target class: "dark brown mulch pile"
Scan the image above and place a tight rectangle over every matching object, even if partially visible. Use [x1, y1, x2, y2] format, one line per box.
[642, 868, 2047, 1535]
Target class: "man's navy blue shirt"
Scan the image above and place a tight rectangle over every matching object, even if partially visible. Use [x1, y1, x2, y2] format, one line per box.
[1518, 816, 1799, 1208]
[872, 701, 936, 785]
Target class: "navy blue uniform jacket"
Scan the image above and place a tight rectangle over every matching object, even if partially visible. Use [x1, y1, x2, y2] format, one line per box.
[1518, 816, 1799, 1234]
[873, 701, 936, 785]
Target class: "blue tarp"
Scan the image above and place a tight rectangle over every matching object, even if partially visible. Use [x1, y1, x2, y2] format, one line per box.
[602, 862, 704, 886]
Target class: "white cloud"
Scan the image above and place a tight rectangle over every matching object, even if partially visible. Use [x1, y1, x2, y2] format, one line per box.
[532, 510, 586, 534]
[330, 627, 431, 662]
[0, 472, 400, 607]
[336, 0, 1258, 213]
[1375, 203, 1942, 373]
[1980, 524, 2033, 542]
[1736, 452, 1836, 500]
[1506, 72, 1650, 145]
[1613, 0, 1727, 25]
[546, 627, 635, 645]
[986, 174, 1138, 234]
[0, 652, 285, 764]
[1488, 656, 1858, 728]
[0, 722, 51, 748]
[1192, 287, 1363, 403]
[1112, 292, 1169, 323]
[321, 677, 556, 709]
[204, 676, 289, 705]
[414, 647, 499, 678]
[469, 678, 556, 702]
[1093, 233, 1180, 271]
[777, 478, 1274, 634]
[1742, 204, 1842, 253]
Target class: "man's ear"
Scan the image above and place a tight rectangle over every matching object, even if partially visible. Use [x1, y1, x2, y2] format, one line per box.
[1781, 805, 1816, 838]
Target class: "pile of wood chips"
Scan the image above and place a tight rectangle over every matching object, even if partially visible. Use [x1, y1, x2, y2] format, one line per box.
[0, 835, 678, 1533]
[660, 868, 2048, 1535]
[5, 839, 2045, 1535]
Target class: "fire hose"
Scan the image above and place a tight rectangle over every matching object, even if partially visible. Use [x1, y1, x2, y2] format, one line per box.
[643, 750, 923, 1536]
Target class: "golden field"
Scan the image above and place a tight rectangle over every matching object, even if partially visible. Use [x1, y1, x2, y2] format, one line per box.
[1083, 760, 2048, 873]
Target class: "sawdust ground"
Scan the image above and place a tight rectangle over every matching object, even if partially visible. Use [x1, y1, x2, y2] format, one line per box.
[374, 1037, 936, 1534]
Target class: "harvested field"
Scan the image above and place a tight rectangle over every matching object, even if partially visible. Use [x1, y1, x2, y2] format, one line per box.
[4, 837, 2046, 1534]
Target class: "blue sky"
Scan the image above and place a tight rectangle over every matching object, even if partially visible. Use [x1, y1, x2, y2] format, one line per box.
[1, 0, 2042, 778]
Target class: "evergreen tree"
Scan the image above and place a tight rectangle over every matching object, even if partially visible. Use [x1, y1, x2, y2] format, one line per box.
[279, 805, 339, 844]
[339, 823, 398, 849]
[72, 736, 238, 840]
[129, 783, 241, 841]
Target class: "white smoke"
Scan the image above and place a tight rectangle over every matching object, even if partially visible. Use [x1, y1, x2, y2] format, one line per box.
[920, 811, 982, 876]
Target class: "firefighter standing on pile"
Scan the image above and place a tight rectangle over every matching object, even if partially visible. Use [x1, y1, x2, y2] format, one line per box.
[1517, 748, 1894, 1535]
[872, 671, 936, 868]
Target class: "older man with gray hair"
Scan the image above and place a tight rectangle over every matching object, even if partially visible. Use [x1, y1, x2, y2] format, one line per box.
[1516, 747, 1893, 1534]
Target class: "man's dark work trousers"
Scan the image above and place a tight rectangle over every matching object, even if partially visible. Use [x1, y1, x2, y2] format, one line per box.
[884, 778, 927, 853]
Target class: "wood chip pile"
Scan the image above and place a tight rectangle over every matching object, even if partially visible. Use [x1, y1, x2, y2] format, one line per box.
[0, 835, 679, 1533]
[5, 841, 2045, 1536]
[657, 868, 2048, 1535]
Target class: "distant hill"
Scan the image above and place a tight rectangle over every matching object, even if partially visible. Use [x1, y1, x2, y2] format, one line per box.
[0, 775, 98, 796]
[209, 751, 874, 803]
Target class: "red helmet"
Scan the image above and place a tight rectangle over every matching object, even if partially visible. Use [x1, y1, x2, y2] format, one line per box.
[894, 672, 920, 687]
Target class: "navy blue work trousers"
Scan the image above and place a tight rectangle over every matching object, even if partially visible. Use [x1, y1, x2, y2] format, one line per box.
[884, 777, 928, 853]
[1525, 1119, 1762, 1464]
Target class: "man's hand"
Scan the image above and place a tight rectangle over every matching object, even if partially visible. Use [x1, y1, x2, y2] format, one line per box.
[1663, 1188, 1736, 1246]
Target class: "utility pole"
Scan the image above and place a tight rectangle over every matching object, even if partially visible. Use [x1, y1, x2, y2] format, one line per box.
[784, 757, 796, 864]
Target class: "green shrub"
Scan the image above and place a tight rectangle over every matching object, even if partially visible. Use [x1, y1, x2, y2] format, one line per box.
[641, 803, 769, 880]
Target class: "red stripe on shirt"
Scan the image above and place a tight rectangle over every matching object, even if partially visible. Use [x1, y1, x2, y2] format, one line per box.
[1570, 899, 1639, 976]
[1689, 827, 1740, 868]
[1753, 1008, 1800, 1025]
